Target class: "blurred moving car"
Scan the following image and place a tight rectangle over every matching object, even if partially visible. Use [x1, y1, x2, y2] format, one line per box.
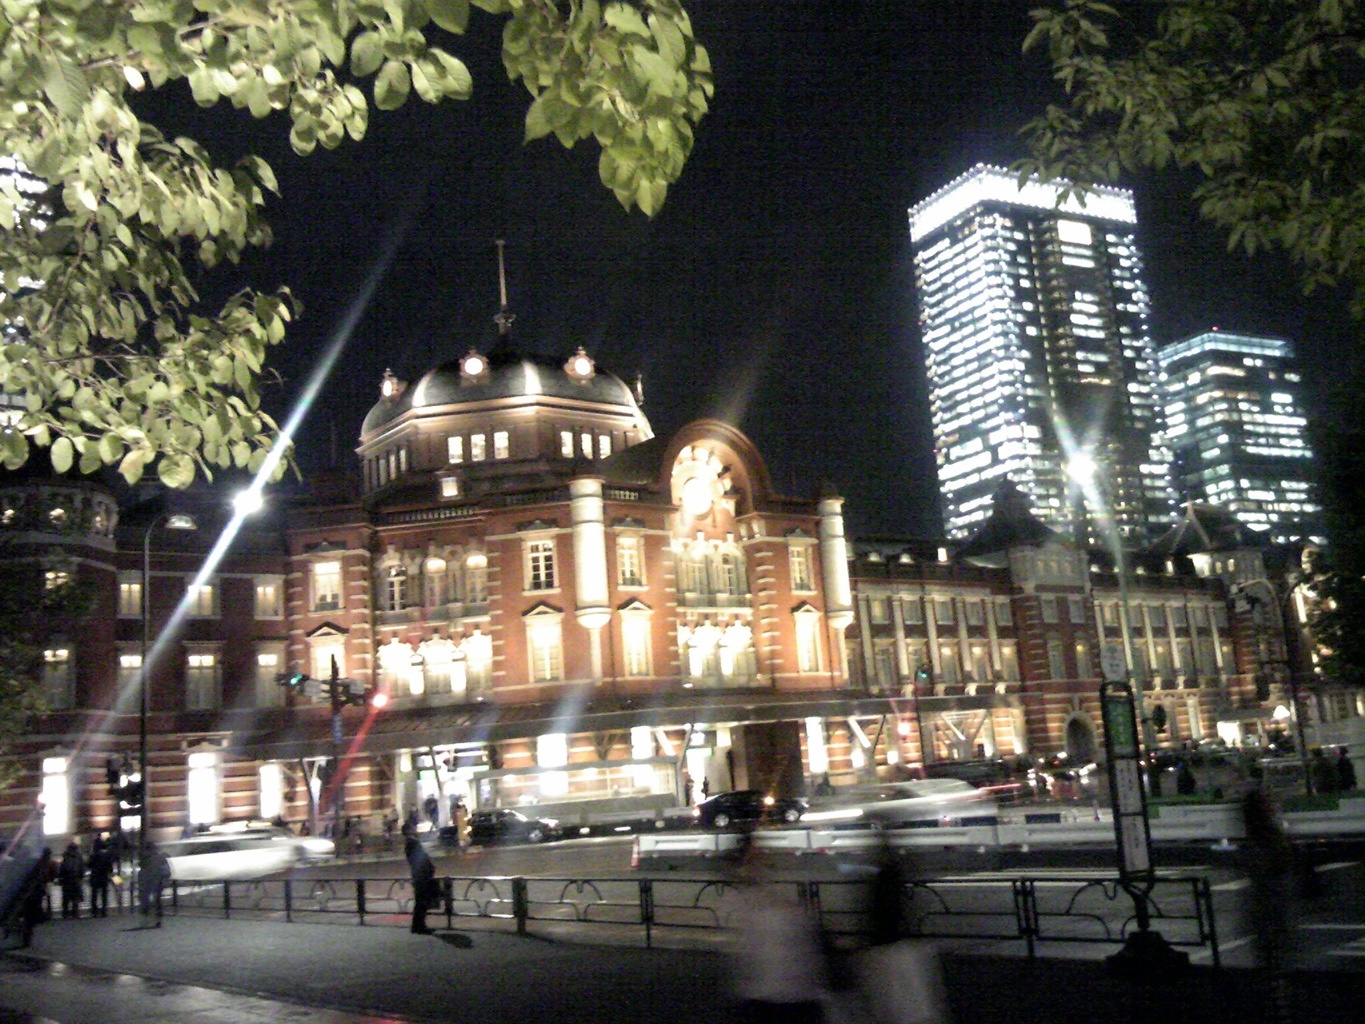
[162, 824, 333, 881]
[805, 779, 998, 827]
[694, 790, 807, 828]
[922, 758, 1030, 803]
[467, 809, 563, 846]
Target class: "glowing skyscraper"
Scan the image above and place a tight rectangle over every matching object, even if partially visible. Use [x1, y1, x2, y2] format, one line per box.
[1157, 330, 1321, 544]
[909, 165, 1174, 544]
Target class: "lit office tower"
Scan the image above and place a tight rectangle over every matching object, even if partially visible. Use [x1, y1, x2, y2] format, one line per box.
[1156, 330, 1321, 544]
[909, 165, 1174, 544]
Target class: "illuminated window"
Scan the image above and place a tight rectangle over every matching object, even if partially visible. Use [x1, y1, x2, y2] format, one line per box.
[597, 434, 612, 459]
[1067, 597, 1085, 624]
[44, 569, 70, 590]
[384, 567, 407, 611]
[622, 612, 652, 677]
[617, 536, 644, 587]
[805, 717, 829, 774]
[254, 576, 283, 619]
[965, 600, 985, 626]
[527, 615, 564, 683]
[259, 763, 283, 821]
[789, 545, 814, 592]
[902, 597, 924, 624]
[493, 430, 510, 459]
[465, 553, 488, 604]
[461, 629, 492, 691]
[525, 539, 557, 591]
[186, 751, 219, 825]
[560, 430, 574, 457]
[310, 640, 345, 683]
[41, 756, 70, 836]
[870, 598, 890, 624]
[934, 598, 954, 625]
[580, 432, 592, 458]
[42, 645, 73, 710]
[117, 649, 142, 691]
[470, 434, 486, 462]
[254, 643, 285, 707]
[448, 435, 464, 463]
[311, 561, 341, 611]
[1075, 643, 1092, 679]
[185, 579, 218, 617]
[795, 610, 821, 673]
[184, 647, 221, 710]
[118, 572, 142, 618]
[994, 598, 1012, 626]
[441, 476, 460, 499]
[999, 641, 1019, 680]
[424, 557, 448, 606]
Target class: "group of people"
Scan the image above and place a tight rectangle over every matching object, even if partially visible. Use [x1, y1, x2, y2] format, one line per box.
[8, 835, 172, 947]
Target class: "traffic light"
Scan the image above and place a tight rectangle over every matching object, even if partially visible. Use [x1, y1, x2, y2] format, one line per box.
[278, 672, 310, 691]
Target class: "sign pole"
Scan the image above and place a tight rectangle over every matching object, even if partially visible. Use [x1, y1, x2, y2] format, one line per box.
[1100, 645, 1188, 973]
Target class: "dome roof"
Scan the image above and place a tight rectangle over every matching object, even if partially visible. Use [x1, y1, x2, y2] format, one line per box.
[361, 349, 641, 437]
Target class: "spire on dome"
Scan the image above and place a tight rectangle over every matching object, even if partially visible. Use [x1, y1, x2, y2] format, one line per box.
[493, 238, 515, 337]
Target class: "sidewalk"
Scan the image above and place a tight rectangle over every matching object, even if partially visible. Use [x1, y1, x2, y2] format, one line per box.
[3, 912, 1361, 1024]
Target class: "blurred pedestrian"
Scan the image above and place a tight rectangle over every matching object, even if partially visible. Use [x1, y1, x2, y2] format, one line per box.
[725, 837, 827, 1023]
[868, 837, 909, 946]
[1242, 790, 1293, 971]
[57, 840, 84, 919]
[87, 834, 113, 918]
[138, 841, 170, 926]
[405, 829, 437, 935]
[14, 848, 53, 948]
[422, 794, 440, 831]
[1311, 748, 1338, 795]
[1337, 748, 1357, 792]
[451, 798, 469, 848]
[1176, 759, 1197, 797]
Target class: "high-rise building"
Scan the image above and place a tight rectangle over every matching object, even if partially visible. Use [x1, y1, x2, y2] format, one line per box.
[909, 165, 1174, 545]
[1156, 329, 1321, 544]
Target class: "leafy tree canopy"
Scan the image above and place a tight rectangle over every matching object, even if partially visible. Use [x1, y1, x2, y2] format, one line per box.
[1021, 0, 1365, 313]
[0, 0, 711, 489]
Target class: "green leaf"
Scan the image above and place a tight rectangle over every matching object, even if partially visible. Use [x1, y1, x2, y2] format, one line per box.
[374, 60, 411, 111]
[351, 32, 385, 77]
[604, 2, 649, 38]
[424, 0, 471, 34]
[157, 453, 195, 489]
[43, 57, 89, 118]
[50, 436, 74, 474]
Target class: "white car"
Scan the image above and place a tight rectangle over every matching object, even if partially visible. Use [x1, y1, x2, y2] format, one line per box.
[162, 825, 334, 882]
[805, 778, 998, 827]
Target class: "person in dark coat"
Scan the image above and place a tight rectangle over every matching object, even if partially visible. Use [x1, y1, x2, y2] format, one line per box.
[1311, 748, 1339, 795]
[87, 834, 114, 918]
[1175, 759, 1197, 796]
[16, 848, 53, 948]
[138, 841, 170, 925]
[405, 831, 437, 934]
[57, 841, 84, 919]
[1338, 748, 1357, 792]
[1242, 790, 1293, 970]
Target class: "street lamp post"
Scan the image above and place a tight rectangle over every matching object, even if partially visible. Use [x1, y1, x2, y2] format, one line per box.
[138, 511, 197, 901]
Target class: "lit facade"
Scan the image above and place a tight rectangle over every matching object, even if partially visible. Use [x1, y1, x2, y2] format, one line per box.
[1156, 330, 1322, 544]
[909, 165, 1175, 545]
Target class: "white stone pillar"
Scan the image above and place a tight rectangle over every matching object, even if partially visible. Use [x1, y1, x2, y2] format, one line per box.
[570, 477, 611, 681]
[818, 495, 855, 679]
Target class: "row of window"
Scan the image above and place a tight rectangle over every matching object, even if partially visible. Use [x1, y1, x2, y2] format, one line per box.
[117, 574, 284, 620]
[862, 594, 1232, 633]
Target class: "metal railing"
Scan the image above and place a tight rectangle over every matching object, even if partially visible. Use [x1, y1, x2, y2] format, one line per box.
[159, 871, 1220, 963]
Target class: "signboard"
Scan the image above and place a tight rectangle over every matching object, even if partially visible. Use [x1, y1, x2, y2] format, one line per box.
[1100, 680, 1154, 886]
[1101, 643, 1127, 683]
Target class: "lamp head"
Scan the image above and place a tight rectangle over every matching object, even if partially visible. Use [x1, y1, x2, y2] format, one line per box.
[1066, 453, 1098, 484]
[233, 489, 265, 516]
[164, 513, 198, 531]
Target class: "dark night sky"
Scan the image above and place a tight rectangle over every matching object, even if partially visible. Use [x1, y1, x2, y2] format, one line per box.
[143, 0, 1356, 537]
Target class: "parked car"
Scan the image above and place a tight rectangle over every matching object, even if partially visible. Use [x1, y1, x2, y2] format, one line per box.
[161, 825, 333, 882]
[694, 790, 807, 828]
[807, 778, 998, 827]
[467, 809, 563, 846]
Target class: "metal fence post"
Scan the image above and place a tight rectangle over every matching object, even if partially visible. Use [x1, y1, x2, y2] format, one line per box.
[223, 881, 231, 919]
[513, 876, 528, 936]
[356, 878, 366, 926]
[284, 878, 293, 923]
[640, 878, 654, 949]
[1013, 879, 1037, 958]
[171, 880, 178, 913]
[443, 877, 453, 930]
[804, 881, 824, 937]
[1198, 877, 1221, 968]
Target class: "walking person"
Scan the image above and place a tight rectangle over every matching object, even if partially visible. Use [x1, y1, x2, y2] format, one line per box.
[57, 840, 84, 919]
[87, 835, 114, 918]
[1337, 748, 1357, 792]
[138, 841, 170, 926]
[1311, 748, 1338, 795]
[405, 828, 438, 935]
[1242, 790, 1293, 971]
[725, 836, 828, 1023]
[15, 848, 53, 948]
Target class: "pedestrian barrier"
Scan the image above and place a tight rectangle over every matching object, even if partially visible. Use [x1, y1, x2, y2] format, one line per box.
[158, 869, 1221, 963]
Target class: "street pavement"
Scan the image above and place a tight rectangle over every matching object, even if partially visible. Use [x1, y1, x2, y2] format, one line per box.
[3, 908, 1365, 1024]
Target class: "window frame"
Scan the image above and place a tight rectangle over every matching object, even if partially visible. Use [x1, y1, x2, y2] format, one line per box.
[524, 537, 558, 593]
[311, 560, 343, 613]
[184, 576, 219, 618]
[617, 535, 645, 588]
[184, 644, 223, 711]
[253, 574, 284, 620]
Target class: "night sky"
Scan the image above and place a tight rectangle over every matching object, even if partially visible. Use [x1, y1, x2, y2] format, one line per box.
[141, 0, 1354, 537]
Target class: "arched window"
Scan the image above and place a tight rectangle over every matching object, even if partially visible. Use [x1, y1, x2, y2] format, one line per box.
[716, 552, 745, 594]
[419, 636, 458, 694]
[461, 629, 492, 692]
[378, 638, 415, 694]
[385, 567, 406, 612]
